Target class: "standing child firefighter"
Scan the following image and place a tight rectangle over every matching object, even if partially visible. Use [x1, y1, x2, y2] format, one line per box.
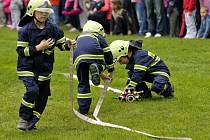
[73, 20, 114, 115]
[109, 40, 174, 99]
[16, 0, 75, 131]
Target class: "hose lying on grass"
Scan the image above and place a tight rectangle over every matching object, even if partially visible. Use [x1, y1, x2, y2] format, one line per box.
[68, 49, 192, 140]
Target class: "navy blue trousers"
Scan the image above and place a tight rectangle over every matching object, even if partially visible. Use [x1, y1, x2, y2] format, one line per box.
[19, 77, 50, 125]
[130, 74, 172, 96]
[76, 62, 103, 114]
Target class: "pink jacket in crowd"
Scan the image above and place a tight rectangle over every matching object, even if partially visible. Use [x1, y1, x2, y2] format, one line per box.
[3, 0, 10, 14]
[62, 0, 82, 16]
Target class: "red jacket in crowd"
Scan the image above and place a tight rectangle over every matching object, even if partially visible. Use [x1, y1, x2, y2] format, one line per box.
[50, 0, 60, 6]
[183, 0, 197, 12]
[97, 0, 112, 20]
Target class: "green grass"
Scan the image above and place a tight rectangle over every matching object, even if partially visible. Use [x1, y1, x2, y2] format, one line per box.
[1, 27, 210, 140]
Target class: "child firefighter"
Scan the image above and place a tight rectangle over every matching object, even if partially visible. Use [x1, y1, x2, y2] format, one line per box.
[16, 0, 75, 131]
[73, 20, 114, 115]
[109, 40, 174, 98]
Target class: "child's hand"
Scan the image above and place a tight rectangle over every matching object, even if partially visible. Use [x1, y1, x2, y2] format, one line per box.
[69, 40, 76, 48]
[35, 38, 55, 51]
[100, 73, 112, 83]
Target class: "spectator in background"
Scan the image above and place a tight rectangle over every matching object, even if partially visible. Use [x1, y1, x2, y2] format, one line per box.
[183, 0, 197, 39]
[84, 0, 97, 15]
[88, 0, 112, 34]
[199, 0, 210, 15]
[10, 0, 23, 30]
[62, 0, 82, 32]
[132, 0, 147, 36]
[144, 0, 165, 38]
[58, 0, 66, 23]
[163, 0, 170, 35]
[3, 0, 12, 28]
[22, 0, 29, 16]
[23, 0, 29, 7]
[81, 0, 98, 28]
[197, 6, 210, 38]
[50, 0, 60, 25]
[78, 0, 88, 28]
[195, 0, 201, 31]
[167, 0, 183, 37]
[123, 0, 139, 34]
[0, 0, 6, 27]
[110, 0, 131, 35]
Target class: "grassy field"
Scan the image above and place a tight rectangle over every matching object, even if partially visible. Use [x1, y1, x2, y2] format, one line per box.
[0, 27, 210, 140]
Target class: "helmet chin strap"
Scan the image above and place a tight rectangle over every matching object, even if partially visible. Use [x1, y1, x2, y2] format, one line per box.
[34, 16, 45, 28]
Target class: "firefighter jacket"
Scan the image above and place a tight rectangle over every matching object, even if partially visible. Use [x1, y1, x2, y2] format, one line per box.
[16, 20, 70, 82]
[73, 32, 114, 72]
[126, 48, 170, 88]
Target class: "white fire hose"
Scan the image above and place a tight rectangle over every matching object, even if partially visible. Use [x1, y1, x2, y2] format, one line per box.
[68, 49, 192, 140]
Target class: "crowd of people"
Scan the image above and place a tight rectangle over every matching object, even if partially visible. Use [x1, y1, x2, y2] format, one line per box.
[0, 0, 210, 38]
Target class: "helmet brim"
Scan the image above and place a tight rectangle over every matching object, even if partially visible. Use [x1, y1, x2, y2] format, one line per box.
[35, 8, 53, 14]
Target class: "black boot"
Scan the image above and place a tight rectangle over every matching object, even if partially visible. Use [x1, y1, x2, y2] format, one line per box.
[161, 83, 174, 98]
[28, 117, 39, 130]
[140, 90, 152, 98]
[17, 118, 28, 131]
[89, 63, 100, 86]
[77, 98, 91, 115]
[136, 82, 152, 99]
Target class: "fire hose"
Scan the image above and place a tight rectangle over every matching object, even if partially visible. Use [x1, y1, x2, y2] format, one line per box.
[69, 49, 192, 140]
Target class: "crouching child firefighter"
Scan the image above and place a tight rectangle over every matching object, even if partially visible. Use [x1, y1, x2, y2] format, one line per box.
[109, 40, 174, 100]
[73, 20, 114, 115]
[16, 0, 75, 131]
